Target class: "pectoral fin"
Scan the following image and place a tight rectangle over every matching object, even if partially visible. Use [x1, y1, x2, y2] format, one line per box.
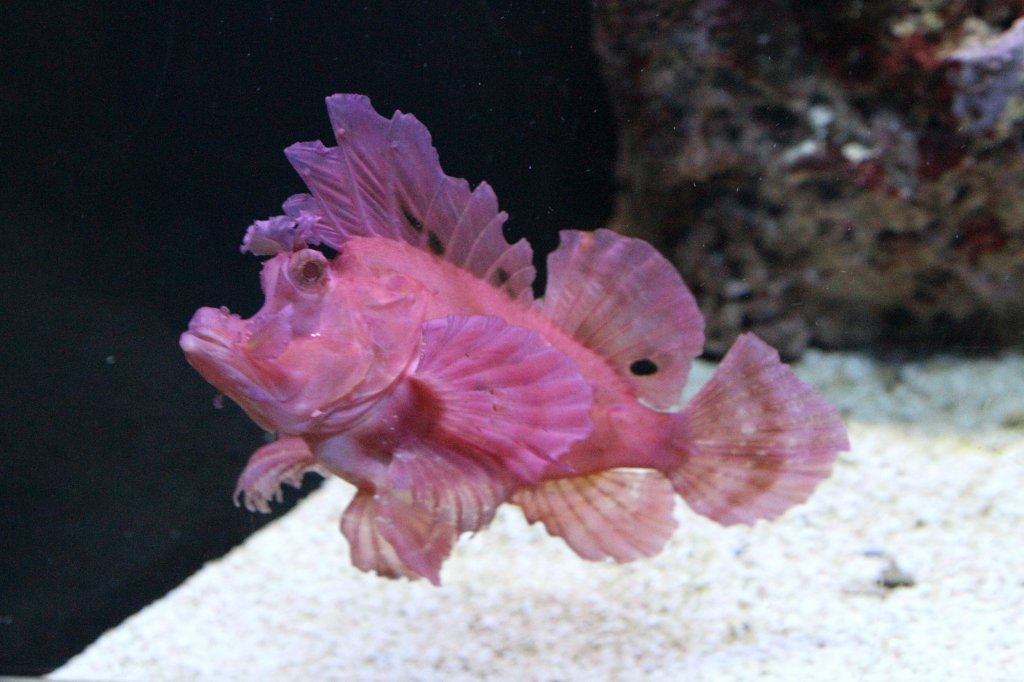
[412, 314, 593, 482]
[234, 436, 320, 513]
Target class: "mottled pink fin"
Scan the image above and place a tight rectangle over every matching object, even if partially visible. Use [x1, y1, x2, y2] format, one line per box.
[413, 314, 593, 482]
[261, 94, 535, 302]
[340, 489, 451, 583]
[388, 447, 510, 533]
[233, 436, 321, 513]
[340, 446, 509, 585]
[512, 470, 678, 562]
[539, 229, 705, 410]
[667, 333, 849, 525]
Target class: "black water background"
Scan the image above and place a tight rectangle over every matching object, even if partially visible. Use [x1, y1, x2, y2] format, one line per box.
[0, 1, 614, 672]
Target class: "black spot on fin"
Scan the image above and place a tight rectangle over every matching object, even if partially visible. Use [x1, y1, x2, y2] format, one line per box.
[428, 231, 445, 256]
[540, 230, 704, 409]
[402, 207, 424, 232]
[629, 359, 659, 376]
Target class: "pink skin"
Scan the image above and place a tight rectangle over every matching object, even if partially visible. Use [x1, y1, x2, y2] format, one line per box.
[182, 238, 669, 486]
[183, 246, 600, 584]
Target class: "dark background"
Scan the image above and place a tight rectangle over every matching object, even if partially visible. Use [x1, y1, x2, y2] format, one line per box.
[0, 1, 614, 673]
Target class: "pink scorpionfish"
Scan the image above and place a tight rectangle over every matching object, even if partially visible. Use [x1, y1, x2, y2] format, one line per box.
[180, 94, 849, 584]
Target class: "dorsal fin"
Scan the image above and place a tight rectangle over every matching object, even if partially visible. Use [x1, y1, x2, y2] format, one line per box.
[539, 229, 705, 410]
[245, 94, 536, 302]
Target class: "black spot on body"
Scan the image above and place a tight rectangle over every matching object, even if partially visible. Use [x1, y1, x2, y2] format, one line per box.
[629, 358, 658, 376]
[495, 268, 510, 285]
[402, 208, 424, 232]
[427, 231, 445, 256]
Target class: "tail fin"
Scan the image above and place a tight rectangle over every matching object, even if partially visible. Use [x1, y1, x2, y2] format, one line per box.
[665, 333, 849, 525]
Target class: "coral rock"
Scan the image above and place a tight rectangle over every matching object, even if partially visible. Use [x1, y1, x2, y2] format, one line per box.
[594, 0, 1024, 357]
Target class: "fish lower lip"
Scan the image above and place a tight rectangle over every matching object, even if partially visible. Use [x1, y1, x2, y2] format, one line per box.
[184, 321, 239, 347]
[181, 331, 226, 353]
[180, 331, 218, 359]
[180, 331, 266, 397]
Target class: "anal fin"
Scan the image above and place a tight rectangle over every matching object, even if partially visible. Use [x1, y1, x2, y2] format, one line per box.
[512, 469, 678, 562]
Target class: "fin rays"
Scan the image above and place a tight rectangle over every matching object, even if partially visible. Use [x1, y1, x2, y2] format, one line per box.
[513, 470, 678, 562]
[668, 333, 849, 525]
[233, 437, 321, 513]
[248, 95, 536, 302]
[414, 314, 593, 482]
[340, 444, 510, 585]
[540, 229, 705, 409]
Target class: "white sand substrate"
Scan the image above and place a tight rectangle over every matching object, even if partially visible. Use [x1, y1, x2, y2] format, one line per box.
[51, 350, 1024, 681]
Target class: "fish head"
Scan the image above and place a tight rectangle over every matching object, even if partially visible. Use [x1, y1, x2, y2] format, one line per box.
[181, 248, 426, 435]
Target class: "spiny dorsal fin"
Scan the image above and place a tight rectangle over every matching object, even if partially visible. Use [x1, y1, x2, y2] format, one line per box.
[247, 94, 536, 303]
[539, 229, 705, 410]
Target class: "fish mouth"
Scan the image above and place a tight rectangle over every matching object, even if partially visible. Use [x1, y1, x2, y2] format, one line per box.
[180, 306, 245, 359]
[180, 306, 271, 405]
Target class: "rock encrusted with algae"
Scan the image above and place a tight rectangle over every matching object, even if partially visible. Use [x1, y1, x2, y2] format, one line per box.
[594, 0, 1024, 358]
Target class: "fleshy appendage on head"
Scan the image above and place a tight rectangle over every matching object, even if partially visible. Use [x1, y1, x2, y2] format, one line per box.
[180, 247, 427, 436]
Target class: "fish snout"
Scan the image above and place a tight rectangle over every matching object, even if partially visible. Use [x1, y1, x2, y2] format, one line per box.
[183, 306, 245, 346]
[180, 306, 257, 396]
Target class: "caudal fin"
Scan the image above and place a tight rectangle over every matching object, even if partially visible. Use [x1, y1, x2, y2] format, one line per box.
[666, 333, 849, 526]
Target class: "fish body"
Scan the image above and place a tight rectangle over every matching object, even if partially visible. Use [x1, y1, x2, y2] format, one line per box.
[331, 234, 668, 475]
[181, 94, 849, 584]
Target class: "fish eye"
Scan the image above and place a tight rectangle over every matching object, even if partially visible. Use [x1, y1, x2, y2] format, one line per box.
[288, 249, 329, 291]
